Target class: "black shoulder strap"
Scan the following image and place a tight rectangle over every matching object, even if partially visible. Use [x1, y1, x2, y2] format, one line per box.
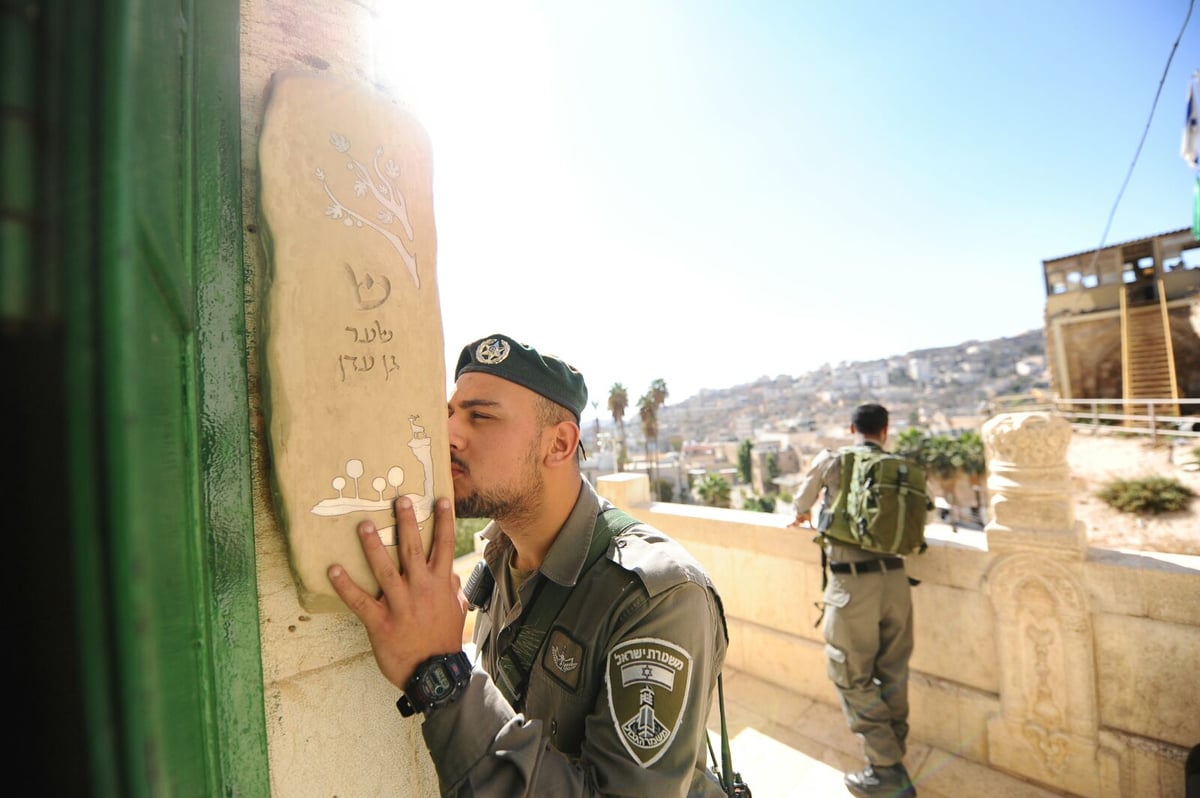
[707, 672, 751, 797]
[494, 507, 640, 708]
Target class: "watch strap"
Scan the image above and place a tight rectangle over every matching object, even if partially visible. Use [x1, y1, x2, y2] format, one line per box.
[396, 694, 418, 717]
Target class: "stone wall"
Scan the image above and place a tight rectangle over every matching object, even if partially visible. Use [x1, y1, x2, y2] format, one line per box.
[1047, 302, 1200, 400]
[1170, 305, 1200, 396]
[240, 2, 440, 795]
[598, 413, 1200, 798]
[1048, 311, 1124, 399]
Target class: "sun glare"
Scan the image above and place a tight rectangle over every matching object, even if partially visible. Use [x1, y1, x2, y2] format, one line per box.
[370, 2, 559, 156]
[368, 2, 595, 308]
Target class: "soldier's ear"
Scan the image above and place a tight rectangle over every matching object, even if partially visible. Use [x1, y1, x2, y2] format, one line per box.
[544, 421, 581, 467]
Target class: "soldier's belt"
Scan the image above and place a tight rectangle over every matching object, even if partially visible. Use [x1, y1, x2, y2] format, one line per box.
[828, 557, 904, 575]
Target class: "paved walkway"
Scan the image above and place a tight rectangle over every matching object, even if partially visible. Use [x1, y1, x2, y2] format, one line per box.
[707, 669, 1072, 798]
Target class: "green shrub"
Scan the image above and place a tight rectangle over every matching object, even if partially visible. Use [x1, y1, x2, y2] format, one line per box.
[455, 517, 490, 558]
[1096, 476, 1195, 515]
[653, 479, 675, 502]
[741, 494, 777, 513]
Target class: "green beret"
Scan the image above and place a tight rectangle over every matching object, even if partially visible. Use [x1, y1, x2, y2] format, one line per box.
[455, 334, 588, 421]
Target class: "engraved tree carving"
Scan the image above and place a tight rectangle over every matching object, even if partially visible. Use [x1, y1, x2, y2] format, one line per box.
[316, 133, 420, 288]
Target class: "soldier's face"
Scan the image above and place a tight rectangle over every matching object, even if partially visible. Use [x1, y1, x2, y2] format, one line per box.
[447, 372, 546, 520]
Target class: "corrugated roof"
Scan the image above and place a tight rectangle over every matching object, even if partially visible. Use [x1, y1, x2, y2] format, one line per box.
[1043, 227, 1194, 263]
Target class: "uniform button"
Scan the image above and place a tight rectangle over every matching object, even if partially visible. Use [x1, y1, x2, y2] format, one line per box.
[616, 539, 627, 549]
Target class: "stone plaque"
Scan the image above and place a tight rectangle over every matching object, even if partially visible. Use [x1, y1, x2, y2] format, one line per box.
[258, 71, 449, 612]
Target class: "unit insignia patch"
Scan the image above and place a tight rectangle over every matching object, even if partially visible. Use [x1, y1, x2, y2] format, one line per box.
[606, 637, 693, 767]
[543, 627, 584, 690]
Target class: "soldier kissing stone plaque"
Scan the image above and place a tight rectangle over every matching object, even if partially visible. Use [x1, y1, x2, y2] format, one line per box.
[258, 71, 449, 612]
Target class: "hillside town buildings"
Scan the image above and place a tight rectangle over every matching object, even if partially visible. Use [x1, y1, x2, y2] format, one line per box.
[591, 327, 1050, 511]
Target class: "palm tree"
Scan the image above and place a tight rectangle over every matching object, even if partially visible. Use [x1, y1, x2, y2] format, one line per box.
[649, 378, 669, 411]
[896, 429, 982, 522]
[892, 428, 927, 461]
[924, 434, 964, 504]
[957, 431, 986, 484]
[608, 383, 628, 471]
[957, 430, 987, 520]
[647, 379, 668, 486]
[638, 392, 659, 484]
[696, 473, 732, 508]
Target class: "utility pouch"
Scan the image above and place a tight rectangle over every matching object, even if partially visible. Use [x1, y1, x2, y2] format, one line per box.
[817, 507, 834, 533]
[464, 559, 494, 611]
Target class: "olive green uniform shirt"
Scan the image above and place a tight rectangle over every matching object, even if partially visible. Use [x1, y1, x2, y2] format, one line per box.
[421, 480, 729, 797]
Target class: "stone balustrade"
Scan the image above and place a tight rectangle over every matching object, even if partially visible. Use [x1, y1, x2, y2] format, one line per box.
[597, 412, 1200, 798]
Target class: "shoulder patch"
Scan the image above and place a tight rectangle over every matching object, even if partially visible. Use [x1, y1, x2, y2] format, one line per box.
[606, 637, 693, 767]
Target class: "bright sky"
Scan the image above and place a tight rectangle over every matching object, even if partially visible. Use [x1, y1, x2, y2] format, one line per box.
[373, 1, 1200, 420]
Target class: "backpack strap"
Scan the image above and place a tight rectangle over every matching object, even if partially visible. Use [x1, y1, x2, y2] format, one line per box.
[892, 459, 911, 553]
[813, 446, 860, 596]
[494, 506, 640, 708]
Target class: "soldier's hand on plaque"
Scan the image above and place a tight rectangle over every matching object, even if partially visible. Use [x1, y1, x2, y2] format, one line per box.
[328, 496, 468, 689]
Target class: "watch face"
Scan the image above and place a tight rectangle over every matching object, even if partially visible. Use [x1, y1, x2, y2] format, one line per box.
[422, 665, 453, 700]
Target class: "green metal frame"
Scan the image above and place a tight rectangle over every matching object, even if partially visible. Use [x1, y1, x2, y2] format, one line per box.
[15, 0, 271, 795]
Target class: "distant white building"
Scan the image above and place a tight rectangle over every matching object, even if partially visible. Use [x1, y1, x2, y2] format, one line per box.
[733, 415, 755, 439]
[858, 364, 890, 389]
[832, 369, 860, 390]
[908, 357, 933, 382]
[1016, 355, 1046, 377]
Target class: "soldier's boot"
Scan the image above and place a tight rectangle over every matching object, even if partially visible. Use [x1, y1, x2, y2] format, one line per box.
[843, 762, 916, 797]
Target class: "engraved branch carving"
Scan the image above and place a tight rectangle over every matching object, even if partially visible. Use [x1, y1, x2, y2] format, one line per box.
[317, 134, 420, 288]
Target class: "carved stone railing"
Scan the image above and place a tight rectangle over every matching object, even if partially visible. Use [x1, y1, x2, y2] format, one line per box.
[983, 412, 1117, 794]
[595, 411, 1200, 798]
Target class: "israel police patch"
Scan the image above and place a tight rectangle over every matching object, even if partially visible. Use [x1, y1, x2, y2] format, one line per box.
[606, 637, 693, 766]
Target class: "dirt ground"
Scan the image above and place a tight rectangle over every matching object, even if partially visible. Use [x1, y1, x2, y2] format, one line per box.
[1064, 432, 1200, 556]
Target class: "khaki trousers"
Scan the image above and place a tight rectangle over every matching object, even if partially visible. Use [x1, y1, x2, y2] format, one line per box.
[822, 562, 913, 766]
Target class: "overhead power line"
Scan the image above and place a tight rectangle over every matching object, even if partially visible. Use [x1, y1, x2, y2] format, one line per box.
[1090, 0, 1195, 262]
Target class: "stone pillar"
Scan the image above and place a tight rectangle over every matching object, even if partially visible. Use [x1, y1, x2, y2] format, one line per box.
[981, 412, 1120, 797]
[982, 411, 1085, 556]
[595, 472, 652, 509]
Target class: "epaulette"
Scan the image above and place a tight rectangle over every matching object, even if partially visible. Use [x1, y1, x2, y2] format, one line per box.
[606, 525, 714, 598]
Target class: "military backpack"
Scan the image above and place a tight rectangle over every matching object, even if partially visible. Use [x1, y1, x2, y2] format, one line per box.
[817, 444, 931, 557]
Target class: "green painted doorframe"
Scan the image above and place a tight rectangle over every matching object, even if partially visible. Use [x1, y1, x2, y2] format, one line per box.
[6, 1, 270, 795]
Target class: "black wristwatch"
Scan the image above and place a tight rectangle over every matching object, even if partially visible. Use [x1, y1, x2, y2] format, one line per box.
[396, 651, 472, 718]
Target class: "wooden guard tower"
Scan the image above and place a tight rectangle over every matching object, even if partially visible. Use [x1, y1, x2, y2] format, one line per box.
[1042, 228, 1200, 416]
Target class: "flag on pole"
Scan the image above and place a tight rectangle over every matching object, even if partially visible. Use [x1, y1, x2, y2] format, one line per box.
[1193, 176, 1200, 241]
[1183, 73, 1199, 168]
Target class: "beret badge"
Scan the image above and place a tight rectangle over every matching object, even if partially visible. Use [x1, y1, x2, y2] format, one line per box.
[475, 338, 511, 365]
